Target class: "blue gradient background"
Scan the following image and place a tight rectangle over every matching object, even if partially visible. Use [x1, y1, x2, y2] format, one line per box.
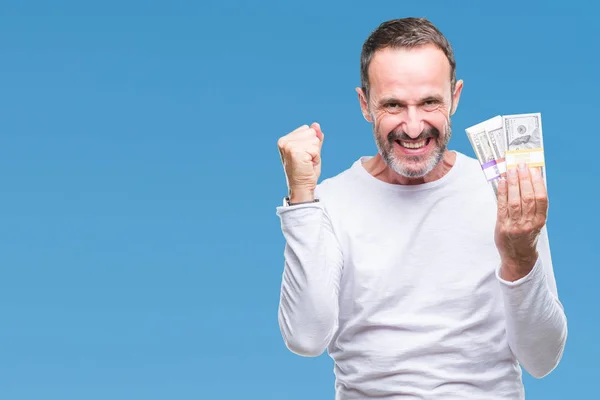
[0, 1, 597, 399]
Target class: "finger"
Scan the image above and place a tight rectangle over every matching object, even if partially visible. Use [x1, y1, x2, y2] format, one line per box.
[291, 124, 309, 134]
[285, 125, 311, 141]
[277, 137, 287, 159]
[531, 166, 548, 224]
[496, 177, 509, 221]
[507, 167, 521, 222]
[288, 127, 319, 142]
[286, 135, 321, 152]
[306, 145, 321, 165]
[517, 163, 535, 223]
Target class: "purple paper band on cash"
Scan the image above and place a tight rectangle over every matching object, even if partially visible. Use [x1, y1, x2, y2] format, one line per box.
[481, 159, 501, 182]
[481, 160, 497, 169]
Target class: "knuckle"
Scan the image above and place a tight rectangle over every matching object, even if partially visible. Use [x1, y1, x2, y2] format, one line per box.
[510, 226, 524, 236]
[291, 147, 304, 157]
[283, 147, 297, 161]
[536, 212, 547, 222]
[293, 124, 309, 133]
[522, 192, 534, 203]
[282, 142, 293, 154]
[535, 193, 548, 203]
[289, 126, 309, 138]
[293, 130, 312, 141]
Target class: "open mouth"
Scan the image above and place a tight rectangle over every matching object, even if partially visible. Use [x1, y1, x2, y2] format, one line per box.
[396, 137, 432, 149]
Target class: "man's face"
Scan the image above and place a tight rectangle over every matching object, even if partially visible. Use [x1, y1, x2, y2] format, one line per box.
[358, 44, 463, 178]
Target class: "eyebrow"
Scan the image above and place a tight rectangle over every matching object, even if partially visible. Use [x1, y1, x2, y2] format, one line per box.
[377, 94, 445, 106]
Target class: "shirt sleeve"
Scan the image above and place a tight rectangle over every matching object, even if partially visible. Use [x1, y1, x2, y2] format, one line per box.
[275, 198, 344, 357]
[495, 225, 568, 378]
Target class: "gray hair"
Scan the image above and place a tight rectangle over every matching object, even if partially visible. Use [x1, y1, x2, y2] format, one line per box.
[360, 17, 456, 100]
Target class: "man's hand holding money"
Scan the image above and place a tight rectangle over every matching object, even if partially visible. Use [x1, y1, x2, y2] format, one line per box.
[494, 163, 548, 282]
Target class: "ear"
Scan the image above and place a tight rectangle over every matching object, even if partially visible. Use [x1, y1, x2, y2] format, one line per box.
[450, 79, 464, 116]
[356, 87, 373, 123]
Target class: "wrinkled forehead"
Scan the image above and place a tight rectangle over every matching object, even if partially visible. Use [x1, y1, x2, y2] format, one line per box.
[367, 45, 453, 101]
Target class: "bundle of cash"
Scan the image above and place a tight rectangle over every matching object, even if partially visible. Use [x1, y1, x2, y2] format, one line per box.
[465, 113, 545, 198]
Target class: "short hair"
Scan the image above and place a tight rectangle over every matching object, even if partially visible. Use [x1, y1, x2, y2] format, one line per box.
[360, 17, 456, 100]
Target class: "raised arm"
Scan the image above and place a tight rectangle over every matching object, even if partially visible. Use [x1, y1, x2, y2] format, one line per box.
[275, 122, 344, 357]
[276, 201, 343, 357]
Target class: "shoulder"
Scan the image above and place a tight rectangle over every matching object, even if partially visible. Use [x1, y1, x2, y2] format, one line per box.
[456, 151, 485, 177]
[454, 151, 493, 189]
[453, 151, 500, 208]
[314, 158, 364, 202]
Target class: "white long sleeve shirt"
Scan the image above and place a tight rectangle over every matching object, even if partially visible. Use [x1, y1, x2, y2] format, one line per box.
[276, 151, 567, 399]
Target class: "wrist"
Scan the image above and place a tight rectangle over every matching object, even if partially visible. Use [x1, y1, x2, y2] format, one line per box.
[500, 253, 538, 281]
[288, 187, 315, 203]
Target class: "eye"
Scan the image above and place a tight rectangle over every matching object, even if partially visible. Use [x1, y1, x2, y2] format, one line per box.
[422, 99, 441, 111]
[384, 102, 404, 112]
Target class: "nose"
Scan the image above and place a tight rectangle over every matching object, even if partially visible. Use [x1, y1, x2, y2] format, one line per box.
[402, 106, 423, 139]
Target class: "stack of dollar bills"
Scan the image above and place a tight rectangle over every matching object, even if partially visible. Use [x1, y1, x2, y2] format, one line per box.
[465, 113, 546, 198]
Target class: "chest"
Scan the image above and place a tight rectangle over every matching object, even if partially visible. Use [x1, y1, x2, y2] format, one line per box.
[332, 190, 501, 317]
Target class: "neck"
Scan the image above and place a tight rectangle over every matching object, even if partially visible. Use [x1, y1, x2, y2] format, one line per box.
[363, 150, 457, 185]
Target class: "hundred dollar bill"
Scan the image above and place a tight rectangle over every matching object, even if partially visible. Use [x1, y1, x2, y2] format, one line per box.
[483, 116, 507, 175]
[465, 120, 502, 196]
[503, 112, 545, 169]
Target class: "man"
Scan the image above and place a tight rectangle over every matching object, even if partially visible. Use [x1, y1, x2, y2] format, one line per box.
[275, 17, 567, 399]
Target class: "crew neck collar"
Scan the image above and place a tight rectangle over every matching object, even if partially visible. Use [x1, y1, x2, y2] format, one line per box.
[351, 151, 464, 193]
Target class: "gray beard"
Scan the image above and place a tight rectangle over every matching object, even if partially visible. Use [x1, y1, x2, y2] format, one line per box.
[374, 121, 452, 179]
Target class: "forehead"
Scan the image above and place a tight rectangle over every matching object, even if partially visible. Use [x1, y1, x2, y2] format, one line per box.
[368, 44, 452, 100]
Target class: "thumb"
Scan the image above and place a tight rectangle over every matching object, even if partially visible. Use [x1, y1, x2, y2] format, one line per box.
[311, 122, 324, 146]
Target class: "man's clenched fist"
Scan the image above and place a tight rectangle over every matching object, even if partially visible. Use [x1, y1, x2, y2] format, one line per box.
[277, 122, 324, 203]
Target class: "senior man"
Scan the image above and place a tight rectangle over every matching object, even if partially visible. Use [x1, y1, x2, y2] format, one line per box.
[275, 17, 567, 399]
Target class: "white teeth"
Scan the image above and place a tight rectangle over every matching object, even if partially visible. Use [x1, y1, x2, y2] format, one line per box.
[399, 139, 427, 149]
